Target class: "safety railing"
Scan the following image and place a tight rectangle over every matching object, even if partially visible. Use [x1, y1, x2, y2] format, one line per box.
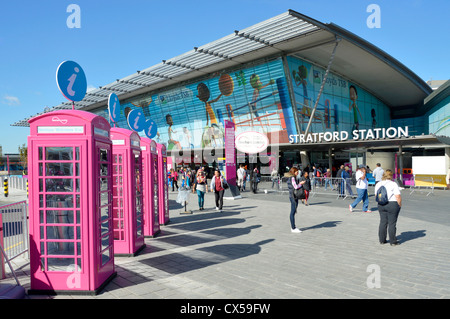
[0, 201, 29, 263]
[309, 177, 355, 199]
[1, 176, 28, 191]
[410, 175, 434, 196]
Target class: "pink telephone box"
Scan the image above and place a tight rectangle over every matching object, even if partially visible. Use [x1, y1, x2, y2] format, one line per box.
[110, 128, 145, 256]
[27, 110, 115, 295]
[140, 137, 160, 237]
[157, 143, 170, 225]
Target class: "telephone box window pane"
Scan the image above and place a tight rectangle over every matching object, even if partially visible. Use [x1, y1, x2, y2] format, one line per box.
[100, 192, 109, 206]
[46, 147, 74, 161]
[46, 226, 74, 240]
[101, 249, 111, 266]
[100, 163, 108, 176]
[76, 195, 81, 208]
[47, 258, 74, 272]
[45, 178, 74, 192]
[46, 194, 74, 208]
[76, 226, 81, 240]
[100, 149, 108, 162]
[39, 179, 44, 192]
[75, 147, 80, 160]
[100, 178, 108, 191]
[46, 163, 74, 176]
[76, 163, 80, 176]
[46, 210, 74, 224]
[39, 147, 43, 160]
[39, 163, 43, 176]
[76, 210, 80, 224]
[47, 241, 75, 255]
[101, 234, 110, 251]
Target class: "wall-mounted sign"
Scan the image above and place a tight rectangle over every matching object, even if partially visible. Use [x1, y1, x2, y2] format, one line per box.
[56, 60, 87, 102]
[143, 119, 158, 139]
[235, 131, 269, 154]
[289, 126, 409, 144]
[127, 109, 146, 132]
[108, 93, 121, 123]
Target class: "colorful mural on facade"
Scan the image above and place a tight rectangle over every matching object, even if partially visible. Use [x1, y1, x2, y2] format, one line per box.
[287, 56, 391, 135]
[94, 59, 297, 151]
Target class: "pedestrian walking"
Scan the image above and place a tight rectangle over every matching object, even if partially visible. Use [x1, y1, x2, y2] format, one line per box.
[286, 167, 302, 233]
[237, 164, 246, 192]
[271, 168, 279, 189]
[341, 166, 354, 197]
[210, 169, 227, 212]
[171, 168, 179, 191]
[372, 163, 384, 185]
[251, 167, 260, 194]
[349, 165, 371, 213]
[324, 168, 333, 190]
[299, 170, 311, 205]
[375, 169, 402, 245]
[195, 168, 208, 210]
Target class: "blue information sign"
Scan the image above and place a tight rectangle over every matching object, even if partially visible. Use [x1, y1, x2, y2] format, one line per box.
[56, 61, 87, 102]
[127, 109, 146, 132]
[143, 119, 158, 139]
[108, 93, 121, 123]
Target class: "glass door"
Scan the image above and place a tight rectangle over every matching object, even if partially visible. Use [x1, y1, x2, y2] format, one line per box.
[97, 145, 113, 267]
[112, 153, 124, 242]
[37, 145, 82, 272]
[134, 151, 143, 239]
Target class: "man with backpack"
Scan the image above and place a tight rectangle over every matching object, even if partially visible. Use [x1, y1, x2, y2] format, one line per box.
[374, 169, 402, 246]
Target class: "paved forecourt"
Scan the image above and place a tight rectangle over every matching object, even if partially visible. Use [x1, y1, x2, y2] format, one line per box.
[2, 185, 450, 299]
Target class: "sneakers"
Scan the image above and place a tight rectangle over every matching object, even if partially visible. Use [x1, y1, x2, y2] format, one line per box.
[363, 210, 372, 213]
[291, 228, 302, 233]
[349, 205, 353, 212]
[215, 207, 219, 211]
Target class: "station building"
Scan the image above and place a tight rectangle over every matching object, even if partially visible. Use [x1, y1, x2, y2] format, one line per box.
[13, 10, 450, 186]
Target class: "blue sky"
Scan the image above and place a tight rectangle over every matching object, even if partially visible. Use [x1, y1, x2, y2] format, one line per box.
[0, 0, 448, 154]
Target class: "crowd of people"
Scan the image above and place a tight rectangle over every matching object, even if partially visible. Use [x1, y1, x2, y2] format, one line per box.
[286, 163, 402, 246]
[167, 162, 403, 246]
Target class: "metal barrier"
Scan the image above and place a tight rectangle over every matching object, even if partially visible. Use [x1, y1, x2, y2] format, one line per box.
[1, 176, 28, 191]
[0, 201, 29, 262]
[310, 177, 355, 199]
[256, 176, 289, 195]
[410, 175, 434, 196]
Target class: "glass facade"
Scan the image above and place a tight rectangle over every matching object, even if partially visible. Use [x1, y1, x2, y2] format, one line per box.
[286, 56, 391, 135]
[91, 55, 415, 151]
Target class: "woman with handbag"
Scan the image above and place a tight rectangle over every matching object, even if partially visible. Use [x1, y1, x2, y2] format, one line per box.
[286, 167, 303, 233]
[195, 168, 208, 211]
[210, 169, 228, 212]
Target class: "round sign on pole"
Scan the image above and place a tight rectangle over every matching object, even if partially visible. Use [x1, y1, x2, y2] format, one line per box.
[127, 109, 146, 132]
[143, 119, 158, 139]
[56, 61, 87, 102]
[108, 93, 121, 123]
[235, 131, 269, 154]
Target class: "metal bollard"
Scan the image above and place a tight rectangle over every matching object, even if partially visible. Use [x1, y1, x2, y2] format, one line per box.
[3, 178, 8, 197]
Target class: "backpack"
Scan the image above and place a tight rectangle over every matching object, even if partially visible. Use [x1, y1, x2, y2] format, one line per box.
[376, 184, 389, 205]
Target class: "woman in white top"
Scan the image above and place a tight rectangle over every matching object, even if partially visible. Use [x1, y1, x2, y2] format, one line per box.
[374, 169, 402, 246]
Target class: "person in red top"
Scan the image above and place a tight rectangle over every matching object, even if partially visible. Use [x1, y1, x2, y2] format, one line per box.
[210, 169, 227, 212]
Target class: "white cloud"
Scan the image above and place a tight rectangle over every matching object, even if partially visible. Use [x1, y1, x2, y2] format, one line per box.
[2, 95, 21, 106]
[87, 85, 96, 92]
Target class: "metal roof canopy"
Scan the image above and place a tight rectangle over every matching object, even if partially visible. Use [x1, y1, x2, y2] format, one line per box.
[13, 9, 431, 127]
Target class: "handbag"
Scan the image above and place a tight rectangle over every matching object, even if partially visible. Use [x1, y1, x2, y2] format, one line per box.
[294, 187, 305, 200]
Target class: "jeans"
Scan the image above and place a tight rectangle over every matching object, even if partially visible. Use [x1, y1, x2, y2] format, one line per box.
[289, 196, 299, 229]
[351, 188, 369, 211]
[196, 190, 205, 209]
[324, 178, 333, 190]
[214, 190, 224, 210]
[378, 202, 401, 243]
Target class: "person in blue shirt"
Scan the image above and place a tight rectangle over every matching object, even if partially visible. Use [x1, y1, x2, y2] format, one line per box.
[341, 166, 354, 197]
